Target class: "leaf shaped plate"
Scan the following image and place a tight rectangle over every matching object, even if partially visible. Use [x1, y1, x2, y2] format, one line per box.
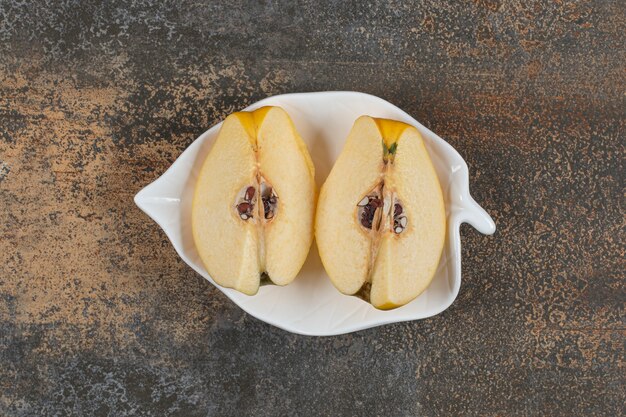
[134, 91, 496, 336]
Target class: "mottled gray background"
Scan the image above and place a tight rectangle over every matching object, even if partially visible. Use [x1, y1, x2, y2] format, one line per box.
[1, 0, 624, 416]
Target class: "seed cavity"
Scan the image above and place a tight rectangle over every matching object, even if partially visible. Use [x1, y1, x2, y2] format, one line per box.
[235, 185, 257, 220]
[235, 181, 279, 222]
[357, 190, 407, 235]
[392, 201, 407, 234]
[358, 195, 383, 229]
[260, 182, 278, 220]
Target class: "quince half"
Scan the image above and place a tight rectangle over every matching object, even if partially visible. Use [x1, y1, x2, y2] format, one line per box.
[192, 107, 315, 295]
[315, 116, 445, 309]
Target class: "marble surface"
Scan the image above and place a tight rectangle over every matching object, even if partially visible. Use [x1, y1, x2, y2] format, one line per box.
[1, 1, 624, 415]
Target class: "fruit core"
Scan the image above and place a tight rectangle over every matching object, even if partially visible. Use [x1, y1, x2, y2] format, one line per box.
[230, 109, 281, 225]
[232, 109, 281, 285]
[355, 138, 409, 301]
[235, 180, 279, 222]
[356, 141, 408, 235]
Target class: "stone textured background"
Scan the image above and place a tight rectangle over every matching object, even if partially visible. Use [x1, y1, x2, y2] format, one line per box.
[1, 0, 624, 415]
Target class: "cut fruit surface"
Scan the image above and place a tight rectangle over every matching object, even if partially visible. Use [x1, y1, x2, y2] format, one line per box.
[315, 116, 445, 309]
[192, 106, 315, 295]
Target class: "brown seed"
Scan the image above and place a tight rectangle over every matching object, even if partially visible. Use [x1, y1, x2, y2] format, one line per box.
[263, 201, 271, 218]
[394, 203, 402, 216]
[245, 186, 255, 201]
[361, 209, 375, 228]
[369, 198, 382, 208]
[237, 202, 251, 214]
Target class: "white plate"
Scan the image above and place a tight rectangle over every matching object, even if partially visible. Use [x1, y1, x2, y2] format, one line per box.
[134, 91, 495, 336]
